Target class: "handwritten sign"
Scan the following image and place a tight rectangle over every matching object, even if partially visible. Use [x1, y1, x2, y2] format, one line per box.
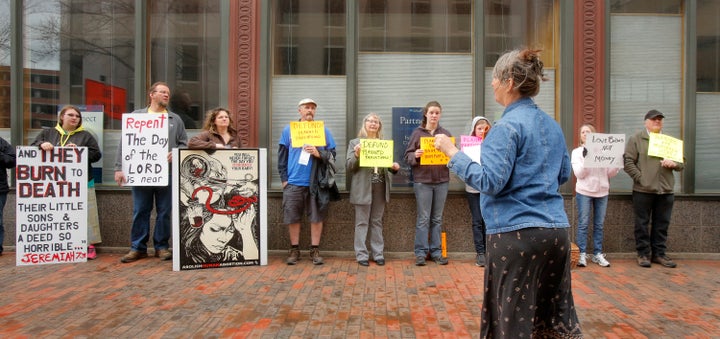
[648, 133, 684, 163]
[290, 121, 327, 148]
[460, 135, 482, 163]
[121, 113, 169, 186]
[420, 136, 455, 165]
[359, 139, 394, 168]
[15, 146, 88, 266]
[584, 133, 626, 168]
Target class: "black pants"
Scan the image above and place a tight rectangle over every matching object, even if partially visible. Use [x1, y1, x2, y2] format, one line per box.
[632, 191, 674, 257]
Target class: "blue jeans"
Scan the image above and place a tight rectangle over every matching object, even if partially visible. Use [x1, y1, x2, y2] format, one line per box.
[632, 191, 674, 257]
[0, 193, 6, 253]
[130, 184, 172, 252]
[575, 193, 608, 255]
[413, 182, 448, 258]
[465, 192, 486, 254]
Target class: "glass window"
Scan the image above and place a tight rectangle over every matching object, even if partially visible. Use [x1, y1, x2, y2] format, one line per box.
[696, 0, 720, 192]
[270, 0, 348, 189]
[149, 0, 222, 130]
[609, 1, 684, 192]
[609, 0, 681, 14]
[359, 0, 471, 53]
[357, 1, 472, 191]
[23, 0, 136, 184]
[483, 0, 558, 122]
[273, 0, 346, 75]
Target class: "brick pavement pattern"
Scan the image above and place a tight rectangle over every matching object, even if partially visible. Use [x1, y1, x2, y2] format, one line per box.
[0, 253, 718, 338]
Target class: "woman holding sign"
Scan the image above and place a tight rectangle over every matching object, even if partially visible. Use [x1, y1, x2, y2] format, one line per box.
[464, 116, 492, 267]
[346, 113, 400, 266]
[571, 123, 620, 267]
[403, 101, 452, 266]
[433, 49, 582, 338]
[188, 107, 240, 149]
[31, 105, 102, 259]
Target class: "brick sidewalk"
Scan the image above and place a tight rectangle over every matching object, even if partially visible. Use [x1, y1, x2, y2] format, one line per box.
[0, 252, 718, 338]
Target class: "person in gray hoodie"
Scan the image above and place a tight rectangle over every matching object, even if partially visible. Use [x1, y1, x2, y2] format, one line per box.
[463, 116, 491, 267]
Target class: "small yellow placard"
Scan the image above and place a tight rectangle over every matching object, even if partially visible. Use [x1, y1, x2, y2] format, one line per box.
[420, 136, 455, 165]
[290, 121, 327, 148]
[648, 133, 684, 163]
[359, 139, 394, 168]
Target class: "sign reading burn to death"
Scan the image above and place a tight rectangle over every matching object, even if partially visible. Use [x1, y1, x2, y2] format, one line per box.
[172, 149, 268, 271]
[121, 113, 169, 186]
[15, 146, 88, 266]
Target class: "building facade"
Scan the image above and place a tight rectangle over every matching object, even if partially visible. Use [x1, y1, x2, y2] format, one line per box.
[2, 0, 719, 254]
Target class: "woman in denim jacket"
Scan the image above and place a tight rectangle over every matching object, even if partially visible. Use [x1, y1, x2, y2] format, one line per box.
[434, 49, 582, 338]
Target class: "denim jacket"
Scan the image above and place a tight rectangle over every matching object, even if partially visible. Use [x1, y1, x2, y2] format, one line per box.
[447, 97, 571, 234]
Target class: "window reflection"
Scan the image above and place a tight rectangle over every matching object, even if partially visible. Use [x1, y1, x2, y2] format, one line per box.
[23, 0, 135, 130]
[484, 0, 556, 67]
[150, 0, 221, 129]
[273, 0, 346, 75]
[359, 0, 472, 53]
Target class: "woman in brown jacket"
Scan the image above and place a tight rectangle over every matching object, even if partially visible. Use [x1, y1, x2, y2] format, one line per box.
[188, 107, 239, 149]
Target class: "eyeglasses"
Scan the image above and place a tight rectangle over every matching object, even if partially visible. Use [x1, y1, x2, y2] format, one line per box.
[366, 120, 380, 125]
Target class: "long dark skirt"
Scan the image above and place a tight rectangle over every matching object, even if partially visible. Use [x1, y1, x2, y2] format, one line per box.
[481, 227, 583, 338]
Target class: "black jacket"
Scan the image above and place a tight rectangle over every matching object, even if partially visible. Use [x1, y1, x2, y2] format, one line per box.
[0, 137, 16, 193]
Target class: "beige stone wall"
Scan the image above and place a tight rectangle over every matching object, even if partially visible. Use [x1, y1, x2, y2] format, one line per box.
[3, 191, 719, 254]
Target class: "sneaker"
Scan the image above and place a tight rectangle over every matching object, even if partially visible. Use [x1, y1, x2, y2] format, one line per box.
[475, 253, 485, 267]
[433, 256, 449, 265]
[637, 255, 651, 268]
[87, 245, 97, 260]
[358, 260, 369, 266]
[286, 248, 300, 265]
[375, 258, 385, 266]
[591, 253, 610, 267]
[120, 250, 148, 263]
[155, 249, 172, 260]
[577, 253, 587, 267]
[310, 248, 324, 265]
[652, 255, 677, 268]
[415, 256, 426, 266]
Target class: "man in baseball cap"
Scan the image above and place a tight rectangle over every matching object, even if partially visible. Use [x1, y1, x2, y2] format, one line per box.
[278, 98, 336, 266]
[624, 108, 684, 268]
[298, 98, 316, 107]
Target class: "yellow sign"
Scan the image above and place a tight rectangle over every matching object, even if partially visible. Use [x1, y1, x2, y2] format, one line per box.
[648, 133, 684, 163]
[359, 139, 394, 168]
[420, 136, 455, 165]
[290, 121, 327, 148]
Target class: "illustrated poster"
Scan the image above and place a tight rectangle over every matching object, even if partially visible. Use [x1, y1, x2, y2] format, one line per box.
[172, 149, 268, 271]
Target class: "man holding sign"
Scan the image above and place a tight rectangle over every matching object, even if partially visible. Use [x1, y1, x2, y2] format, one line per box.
[115, 82, 188, 263]
[624, 109, 684, 268]
[278, 98, 336, 265]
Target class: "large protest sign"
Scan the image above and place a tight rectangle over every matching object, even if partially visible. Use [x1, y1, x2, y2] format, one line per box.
[172, 148, 268, 271]
[359, 139, 394, 168]
[15, 146, 88, 266]
[420, 136, 454, 165]
[648, 133, 684, 163]
[392, 107, 423, 186]
[290, 121, 327, 148]
[120, 113, 169, 186]
[584, 133, 626, 168]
